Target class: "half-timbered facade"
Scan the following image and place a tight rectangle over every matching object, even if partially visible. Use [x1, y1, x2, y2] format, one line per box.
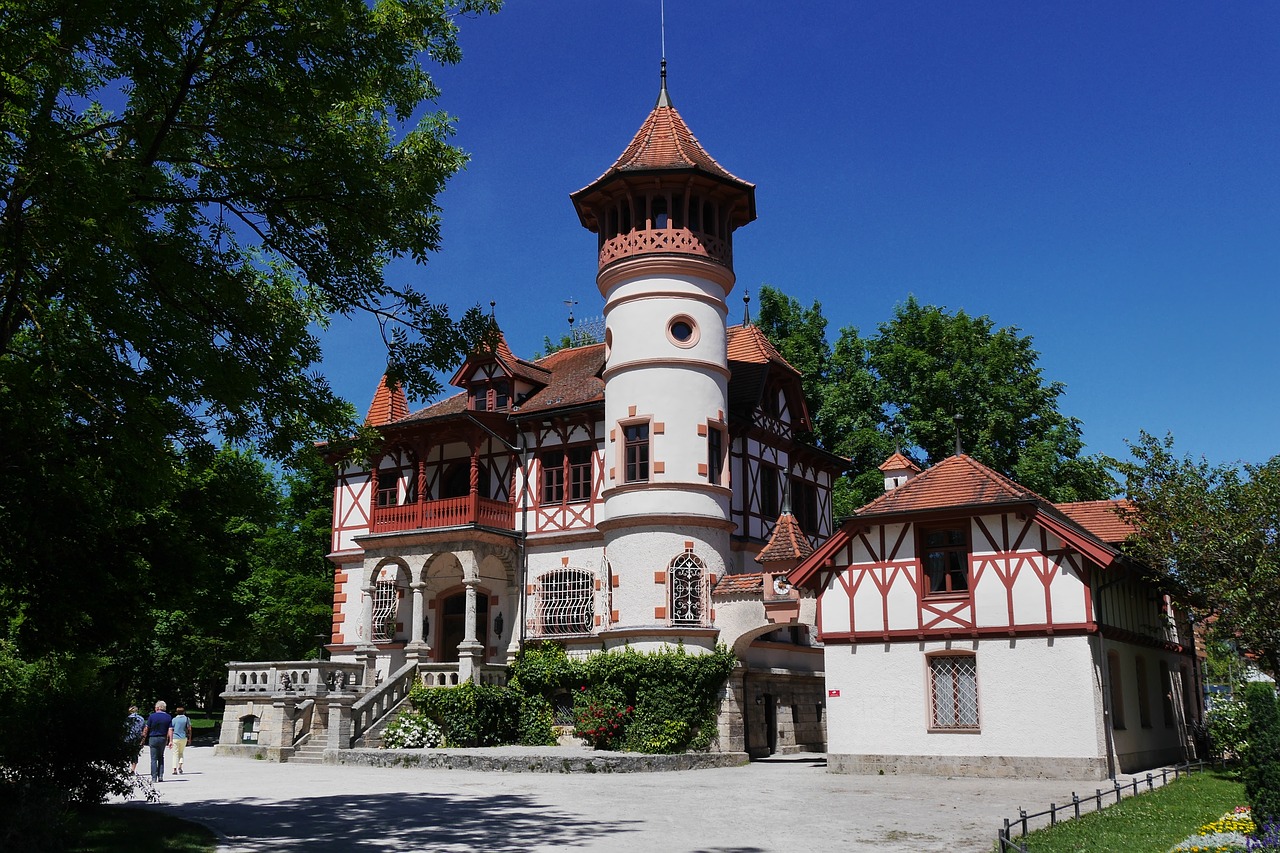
[790, 453, 1200, 778]
[304, 67, 845, 757]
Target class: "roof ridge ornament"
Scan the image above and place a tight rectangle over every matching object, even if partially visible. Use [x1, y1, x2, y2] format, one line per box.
[657, 58, 670, 108]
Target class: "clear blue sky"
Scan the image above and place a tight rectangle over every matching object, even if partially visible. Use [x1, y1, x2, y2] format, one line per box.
[318, 1, 1279, 471]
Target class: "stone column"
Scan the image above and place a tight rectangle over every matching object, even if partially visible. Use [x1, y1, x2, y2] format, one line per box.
[456, 577, 484, 682]
[356, 581, 378, 687]
[326, 694, 356, 751]
[271, 697, 296, 761]
[406, 581, 430, 666]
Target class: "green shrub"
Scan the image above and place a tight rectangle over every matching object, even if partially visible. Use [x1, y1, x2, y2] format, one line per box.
[510, 643, 575, 695]
[410, 680, 522, 747]
[1244, 682, 1280, 825]
[517, 692, 558, 746]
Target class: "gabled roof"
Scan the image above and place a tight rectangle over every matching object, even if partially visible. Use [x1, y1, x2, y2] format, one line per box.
[398, 343, 605, 425]
[879, 452, 922, 473]
[364, 376, 409, 426]
[789, 454, 1125, 589]
[726, 324, 811, 429]
[449, 332, 551, 388]
[856, 454, 1040, 518]
[756, 513, 814, 564]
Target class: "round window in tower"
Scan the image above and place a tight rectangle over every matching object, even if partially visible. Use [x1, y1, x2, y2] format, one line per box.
[667, 316, 699, 348]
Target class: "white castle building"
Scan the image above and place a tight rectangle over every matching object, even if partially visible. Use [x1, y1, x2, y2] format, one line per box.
[218, 68, 1201, 776]
[218, 67, 844, 759]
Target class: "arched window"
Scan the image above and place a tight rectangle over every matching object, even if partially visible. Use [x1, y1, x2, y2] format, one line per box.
[669, 551, 706, 626]
[535, 568, 595, 636]
[372, 579, 399, 642]
[240, 715, 259, 744]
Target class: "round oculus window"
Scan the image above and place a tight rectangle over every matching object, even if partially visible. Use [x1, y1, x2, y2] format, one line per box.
[668, 316, 699, 347]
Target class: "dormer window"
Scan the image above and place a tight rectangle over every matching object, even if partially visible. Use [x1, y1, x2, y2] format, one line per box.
[470, 380, 511, 412]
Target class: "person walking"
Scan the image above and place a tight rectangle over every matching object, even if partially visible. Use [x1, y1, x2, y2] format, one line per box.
[171, 706, 192, 774]
[141, 701, 174, 783]
[125, 706, 145, 774]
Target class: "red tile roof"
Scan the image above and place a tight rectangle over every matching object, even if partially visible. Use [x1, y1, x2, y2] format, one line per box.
[712, 572, 764, 597]
[364, 376, 409, 426]
[790, 455, 1128, 590]
[726, 324, 797, 371]
[1055, 500, 1136, 545]
[583, 87, 751, 188]
[571, 77, 756, 231]
[878, 452, 922, 473]
[756, 513, 815, 564]
[399, 343, 605, 425]
[856, 454, 1042, 517]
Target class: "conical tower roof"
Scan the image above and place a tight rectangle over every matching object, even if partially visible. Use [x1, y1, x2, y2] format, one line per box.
[365, 375, 409, 426]
[571, 63, 756, 232]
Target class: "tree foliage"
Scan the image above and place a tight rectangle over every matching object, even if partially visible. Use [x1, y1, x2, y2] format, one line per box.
[1113, 432, 1280, 676]
[755, 286, 1113, 513]
[0, 0, 499, 817]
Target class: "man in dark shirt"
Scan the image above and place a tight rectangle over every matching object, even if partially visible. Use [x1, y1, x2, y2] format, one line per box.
[140, 701, 174, 783]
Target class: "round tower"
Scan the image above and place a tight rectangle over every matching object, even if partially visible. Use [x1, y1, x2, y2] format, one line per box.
[570, 64, 756, 640]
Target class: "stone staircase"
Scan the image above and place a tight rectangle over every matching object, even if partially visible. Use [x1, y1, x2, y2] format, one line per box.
[287, 738, 328, 764]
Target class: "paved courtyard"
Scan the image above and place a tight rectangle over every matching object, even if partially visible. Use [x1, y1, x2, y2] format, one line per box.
[116, 745, 1129, 852]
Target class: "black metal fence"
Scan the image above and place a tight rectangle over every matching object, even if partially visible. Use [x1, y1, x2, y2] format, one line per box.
[995, 760, 1214, 852]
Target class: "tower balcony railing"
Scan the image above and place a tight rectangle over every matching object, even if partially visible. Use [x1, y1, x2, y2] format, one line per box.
[371, 495, 516, 534]
[599, 227, 731, 269]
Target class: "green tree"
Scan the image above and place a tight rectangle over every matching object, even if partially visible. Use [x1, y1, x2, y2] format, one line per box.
[1113, 432, 1280, 676]
[754, 287, 1112, 512]
[0, 0, 500, 823]
[237, 449, 338, 662]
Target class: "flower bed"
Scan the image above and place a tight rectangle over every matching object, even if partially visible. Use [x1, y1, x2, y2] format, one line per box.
[1167, 807, 1280, 852]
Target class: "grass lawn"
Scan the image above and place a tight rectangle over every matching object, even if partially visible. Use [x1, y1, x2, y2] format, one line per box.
[1006, 770, 1245, 853]
[66, 804, 217, 853]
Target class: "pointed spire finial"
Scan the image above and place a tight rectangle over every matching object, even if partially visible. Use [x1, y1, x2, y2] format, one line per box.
[780, 475, 792, 516]
[953, 413, 964, 456]
[743, 291, 751, 325]
[657, 59, 670, 107]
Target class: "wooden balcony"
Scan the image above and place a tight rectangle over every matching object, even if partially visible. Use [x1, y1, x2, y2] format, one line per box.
[370, 495, 515, 534]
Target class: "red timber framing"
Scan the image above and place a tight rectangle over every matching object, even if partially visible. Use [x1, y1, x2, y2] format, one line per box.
[357, 420, 520, 535]
[332, 469, 372, 553]
[523, 415, 605, 534]
[813, 512, 1100, 643]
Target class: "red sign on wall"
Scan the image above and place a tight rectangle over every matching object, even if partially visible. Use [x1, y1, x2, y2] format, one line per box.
[827, 689, 841, 698]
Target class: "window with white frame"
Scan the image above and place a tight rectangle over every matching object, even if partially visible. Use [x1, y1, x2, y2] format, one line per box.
[669, 551, 706, 626]
[535, 568, 595, 635]
[372, 579, 399, 642]
[928, 654, 979, 731]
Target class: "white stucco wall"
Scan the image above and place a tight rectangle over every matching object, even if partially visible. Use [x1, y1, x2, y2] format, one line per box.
[823, 636, 1104, 761]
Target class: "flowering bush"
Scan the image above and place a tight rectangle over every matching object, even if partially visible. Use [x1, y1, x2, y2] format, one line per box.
[1250, 819, 1280, 850]
[573, 683, 632, 750]
[381, 710, 443, 749]
[1169, 808, 1256, 853]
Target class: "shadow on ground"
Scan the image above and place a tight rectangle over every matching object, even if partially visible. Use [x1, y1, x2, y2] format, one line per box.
[141, 790, 644, 851]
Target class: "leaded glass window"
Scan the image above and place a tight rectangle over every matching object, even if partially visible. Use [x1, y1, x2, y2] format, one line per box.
[929, 655, 979, 730]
